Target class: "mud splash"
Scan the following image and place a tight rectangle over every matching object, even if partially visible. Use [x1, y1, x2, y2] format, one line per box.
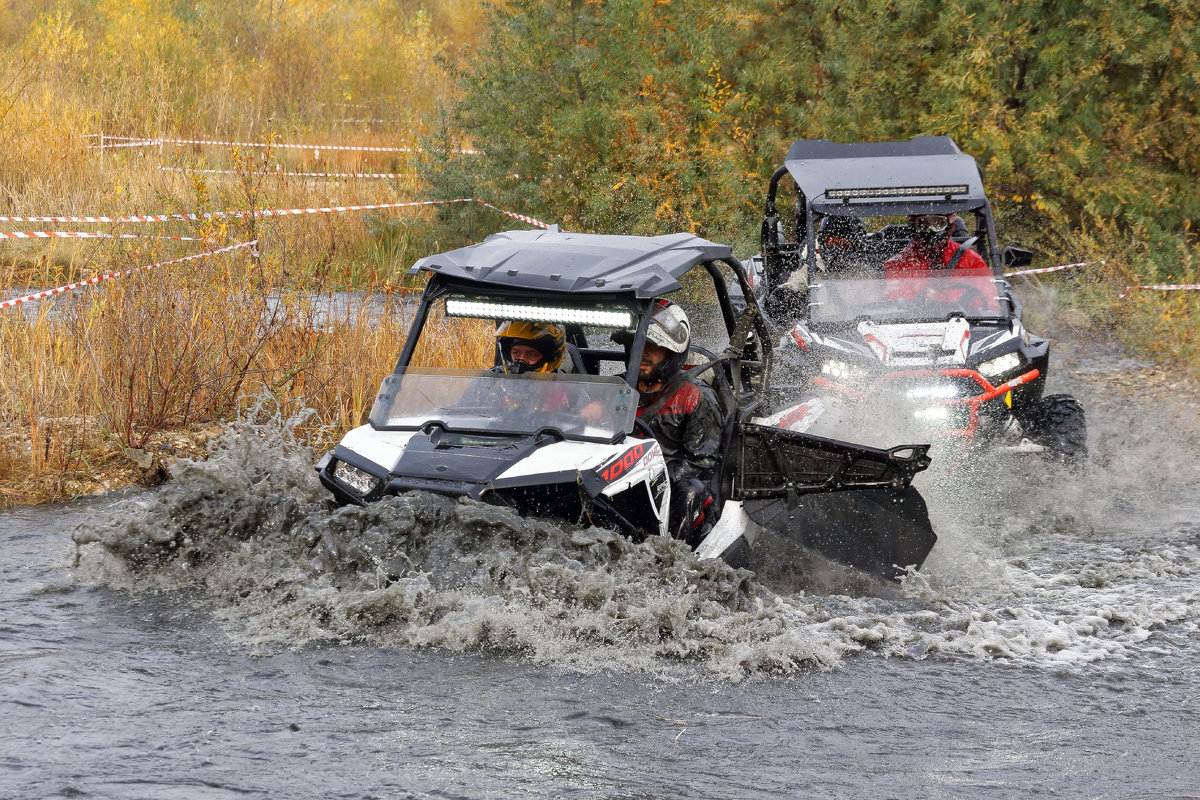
[71, 395, 1200, 680]
[72, 407, 849, 680]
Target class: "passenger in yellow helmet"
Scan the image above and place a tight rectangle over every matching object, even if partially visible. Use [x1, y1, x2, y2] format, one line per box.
[495, 321, 567, 374]
[453, 320, 569, 419]
[478, 320, 577, 421]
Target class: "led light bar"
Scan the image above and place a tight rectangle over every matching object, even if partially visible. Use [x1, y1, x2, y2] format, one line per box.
[906, 385, 961, 400]
[826, 185, 970, 200]
[445, 298, 633, 327]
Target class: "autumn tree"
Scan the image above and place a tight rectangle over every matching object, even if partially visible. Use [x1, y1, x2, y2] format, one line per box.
[429, 0, 771, 249]
[440, 0, 1199, 277]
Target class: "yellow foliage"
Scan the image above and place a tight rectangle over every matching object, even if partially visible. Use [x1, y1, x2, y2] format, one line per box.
[22, 9, 89, 72]
[0, 0, 489, 500]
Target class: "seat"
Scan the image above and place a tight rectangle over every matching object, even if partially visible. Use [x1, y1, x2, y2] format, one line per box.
[563, 342, 587, 374]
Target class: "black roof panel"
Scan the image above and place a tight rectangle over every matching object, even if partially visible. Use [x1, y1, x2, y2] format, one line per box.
[784, 136, 963, 162]
[408, 230, 732, 298]
[783, 137, 988, 215]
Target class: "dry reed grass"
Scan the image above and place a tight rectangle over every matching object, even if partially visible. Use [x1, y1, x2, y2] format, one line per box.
[0, 1, 488, 504]
[0, 238, 499, 504]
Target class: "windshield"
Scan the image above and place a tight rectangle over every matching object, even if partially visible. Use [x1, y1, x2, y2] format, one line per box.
[369, 368, 636, 441]
[810, 273, 1009, 325]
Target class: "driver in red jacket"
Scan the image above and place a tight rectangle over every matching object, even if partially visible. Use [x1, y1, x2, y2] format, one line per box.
[884, 213, 991, 307]
[884, 213, 988, 276]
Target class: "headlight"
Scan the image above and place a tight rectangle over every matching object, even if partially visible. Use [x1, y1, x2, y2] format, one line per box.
[332, 460, 382, 495]
[978, 351, 1022, 378]
[820, 359, 864, 382]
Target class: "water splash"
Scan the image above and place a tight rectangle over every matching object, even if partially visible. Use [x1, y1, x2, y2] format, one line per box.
[72, 404, 851, 680]
[71, 395, 1200, 680]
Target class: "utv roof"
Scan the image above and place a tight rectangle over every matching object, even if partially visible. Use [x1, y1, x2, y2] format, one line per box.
[408, 230, 733, 298]
[783, 137, 989, 216]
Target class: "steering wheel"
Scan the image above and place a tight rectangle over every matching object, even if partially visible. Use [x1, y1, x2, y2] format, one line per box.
[935, 281, 992, 312]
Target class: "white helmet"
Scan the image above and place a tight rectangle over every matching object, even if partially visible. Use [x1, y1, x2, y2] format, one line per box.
[643, 299, 691, 382]
[646, 299, 690, 353]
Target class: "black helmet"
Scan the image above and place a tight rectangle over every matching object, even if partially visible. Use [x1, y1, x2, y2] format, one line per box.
[495, 321, 566, 373]
[908, 213, 958, 251]
[817, 215, 866, 270]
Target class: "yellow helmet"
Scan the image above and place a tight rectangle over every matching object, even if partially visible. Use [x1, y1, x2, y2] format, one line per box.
[495, 321, 566, 373]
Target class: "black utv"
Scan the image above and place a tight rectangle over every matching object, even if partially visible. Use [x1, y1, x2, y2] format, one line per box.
[750, 137, 1086, 466]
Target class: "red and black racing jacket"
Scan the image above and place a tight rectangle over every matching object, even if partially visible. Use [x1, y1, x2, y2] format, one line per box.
[636, 379, 722, 487]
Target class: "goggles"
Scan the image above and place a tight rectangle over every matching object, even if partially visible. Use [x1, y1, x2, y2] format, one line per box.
[820, 234, 856, 250]
[909, 214, 954, 234]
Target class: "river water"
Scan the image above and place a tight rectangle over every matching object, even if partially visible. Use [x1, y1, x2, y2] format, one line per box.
[3, 337, 1200, 799]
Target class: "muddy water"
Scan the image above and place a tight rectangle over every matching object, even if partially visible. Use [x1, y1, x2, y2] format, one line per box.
[4, 342, 1200, 799]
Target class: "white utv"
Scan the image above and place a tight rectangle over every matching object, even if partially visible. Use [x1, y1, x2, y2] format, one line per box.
[318, 230, 938, 580]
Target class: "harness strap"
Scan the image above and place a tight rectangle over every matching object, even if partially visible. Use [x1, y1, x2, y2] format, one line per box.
[942, 236, 979, 270]
[639, 370, 693, 421]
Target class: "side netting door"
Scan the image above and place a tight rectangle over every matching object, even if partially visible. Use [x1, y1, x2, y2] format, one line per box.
[729, 423, 938, 580]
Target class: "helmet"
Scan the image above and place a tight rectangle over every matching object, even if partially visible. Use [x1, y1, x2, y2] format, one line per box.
[642, 299, 691, 384]
[817, 215, 866, 270]
[495, 321, 566, 374]
[908, 213, 958, 252]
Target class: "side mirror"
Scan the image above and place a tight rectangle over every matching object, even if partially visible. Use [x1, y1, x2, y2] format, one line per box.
[1001, 245, 1035, 269]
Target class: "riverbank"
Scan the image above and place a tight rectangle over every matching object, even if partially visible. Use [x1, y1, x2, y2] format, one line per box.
[3, 316, 1197, 509]
[0, 421, 221, 506]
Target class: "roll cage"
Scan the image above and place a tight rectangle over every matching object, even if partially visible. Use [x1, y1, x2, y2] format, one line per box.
[400, 261, 772, 405]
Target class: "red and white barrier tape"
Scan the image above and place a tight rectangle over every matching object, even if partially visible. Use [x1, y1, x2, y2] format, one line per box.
[1004, 260, 1103, 278]
[160, 167, 405, 179]
[95, 139, 162, 149]
[1, 231, 202, 241]
[474, 200, 551, 229]
[0, 197, 552, 228]
[0, 241, 257, 311]
[93, 136, 480, 155]
[1119, 283, 1200, 298]
[0, 198, 476, 224]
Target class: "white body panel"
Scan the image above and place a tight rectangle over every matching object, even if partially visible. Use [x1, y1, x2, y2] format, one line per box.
[339, 425, 416, 472]
[857, 318, 971, 366]
[491, 439, 645, 481]
[694, 500, 755, 561]
[792, 318, 1024, 369]
[494, 437, 671, 537]
[753, 398, 827, 434]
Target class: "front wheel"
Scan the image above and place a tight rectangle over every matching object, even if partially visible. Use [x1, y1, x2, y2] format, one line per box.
[1024, 393, 1087, 464]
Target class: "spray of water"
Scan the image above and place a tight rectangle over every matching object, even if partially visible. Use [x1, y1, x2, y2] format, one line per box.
[71, 377, 1200, 679]
[72, 402, 853, 680]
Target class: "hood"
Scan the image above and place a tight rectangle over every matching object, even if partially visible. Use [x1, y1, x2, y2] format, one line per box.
[386, 427, 550, 496]
[857, 318, 971, 366]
